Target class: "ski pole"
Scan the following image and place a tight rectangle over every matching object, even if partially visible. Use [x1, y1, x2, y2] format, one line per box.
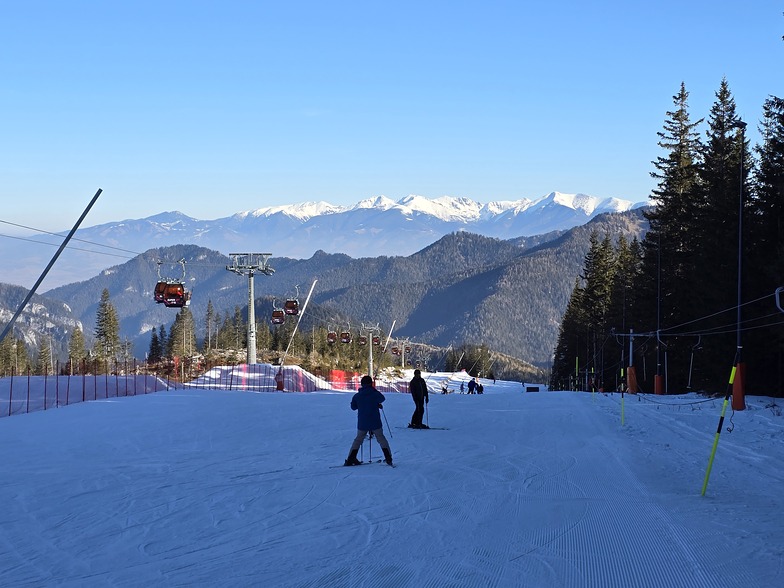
[425, 398, 429, 427]
[380, 405, 393, 438]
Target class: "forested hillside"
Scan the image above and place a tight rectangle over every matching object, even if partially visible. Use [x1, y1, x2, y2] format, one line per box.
[1, 211, 647, 374]
[552, 81, 784, 396]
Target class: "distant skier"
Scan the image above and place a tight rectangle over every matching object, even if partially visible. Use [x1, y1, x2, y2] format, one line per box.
[408, 369, 429, 429]
[467, 377, 477, 394]
[344, 375, 393, 466]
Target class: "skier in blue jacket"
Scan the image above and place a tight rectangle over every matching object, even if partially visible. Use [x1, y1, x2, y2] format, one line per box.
[345, 375, 393, 466]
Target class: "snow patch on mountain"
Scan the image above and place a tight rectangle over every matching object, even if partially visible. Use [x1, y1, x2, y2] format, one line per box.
[2, 191, 648, 288]
[352, 195, 398, 211]
[237, 201, 345, 222]
[396, 194, 483, 222]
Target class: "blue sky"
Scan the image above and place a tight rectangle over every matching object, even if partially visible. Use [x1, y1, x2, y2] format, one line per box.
[1, 1, 782, 232]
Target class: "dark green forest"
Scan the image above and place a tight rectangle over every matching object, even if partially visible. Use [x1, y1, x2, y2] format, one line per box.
[551, 80, 784, 396]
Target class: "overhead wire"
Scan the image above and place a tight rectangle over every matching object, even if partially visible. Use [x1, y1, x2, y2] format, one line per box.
[656, 292, 777, 336]
[0, 218, 238, 270]
[0, 219, 143, 257]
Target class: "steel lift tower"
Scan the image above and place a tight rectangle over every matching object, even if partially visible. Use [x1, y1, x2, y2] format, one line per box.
[226, 253, 275, 365]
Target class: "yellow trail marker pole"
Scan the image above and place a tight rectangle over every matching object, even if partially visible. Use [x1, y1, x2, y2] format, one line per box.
[621, 394, 625, 426]
[620, 367, 625, 426]
[701, 360, 738, 496]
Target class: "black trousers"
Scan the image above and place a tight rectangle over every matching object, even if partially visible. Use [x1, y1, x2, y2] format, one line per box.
[411, 399, 425, 426]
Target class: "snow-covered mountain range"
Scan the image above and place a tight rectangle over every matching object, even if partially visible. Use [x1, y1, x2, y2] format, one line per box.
[7, 191, 647, 289]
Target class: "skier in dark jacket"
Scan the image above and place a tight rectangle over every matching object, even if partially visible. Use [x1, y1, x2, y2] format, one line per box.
[344, 375, 393, 466]
[408, 369, 429, 429]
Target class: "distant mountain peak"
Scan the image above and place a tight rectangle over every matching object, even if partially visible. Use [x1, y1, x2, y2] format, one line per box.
[4, 190, 647, 289]
[396, 194, 483, 222]
[237, 201, 344, 222]
[352, 195, 398, 210]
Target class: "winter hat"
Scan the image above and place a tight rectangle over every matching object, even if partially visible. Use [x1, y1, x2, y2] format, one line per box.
[361, 375, 373, 387]
[414, 369, 421, 377]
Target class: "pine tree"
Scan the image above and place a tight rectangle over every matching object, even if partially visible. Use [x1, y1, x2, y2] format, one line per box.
[606, 235, 638, 390]
[1, 337, 30, 375]
[68, 327, 86, 375]
[148, 327, 162, 364]
[157, 324, 168, 359]
[233, 306, 246, 350]
[750, 96, 784, 290]
[551, 279, 587, 390]
[35, 337, 52, 376]
[169, 308, 196, 359]
[215, 312, 233, 350]
[93, 288, 120, 370]
[690, 78, 751, 388]
[0, 336, 13, 376]
[568, 231, 617, 389]
[641, 82, 704, 340]
[204, 300, 215, 352]
[747, 95, 784, 392]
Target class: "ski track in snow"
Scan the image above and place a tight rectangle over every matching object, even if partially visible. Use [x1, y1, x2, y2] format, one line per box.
[0, 385, 781, 587]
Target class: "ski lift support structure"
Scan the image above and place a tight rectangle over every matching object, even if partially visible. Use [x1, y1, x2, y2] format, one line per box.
[226, 253, 274, 365]
[375, 320, 396, 378]
[361, 322, 382, 377]
[278, 280, 318, 374]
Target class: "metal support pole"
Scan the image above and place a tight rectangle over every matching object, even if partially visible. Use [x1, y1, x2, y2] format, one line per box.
[226, 253, 274, 365]
[247, 269, 256, 364]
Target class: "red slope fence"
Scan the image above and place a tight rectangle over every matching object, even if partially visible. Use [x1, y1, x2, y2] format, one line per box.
[0, 362, 410, 419]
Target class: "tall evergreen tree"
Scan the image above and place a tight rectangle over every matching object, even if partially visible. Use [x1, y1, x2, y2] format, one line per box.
[204, 300, 215, 352]
[215, 312, 233, 350]
[747, 95, 784, 392]
[93, 288, 120, 369]
[148, 327, 162, 364]
[579, 232, 617, 387]
[35, 337, 53, 376]
[750, 95, 784, 289]
[169, 308, 197, 358]
[606, 235, 639, 390]
[68, 327, 86, 375]
[233, 306, 246, 350]
[689, 78, 751, 388]
[551, 279, 587, 390]
[158, 324, 168, 359]
[641, 82, 704, 340]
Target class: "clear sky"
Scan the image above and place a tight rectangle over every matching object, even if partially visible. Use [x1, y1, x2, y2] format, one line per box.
[1, 1, 782, 233]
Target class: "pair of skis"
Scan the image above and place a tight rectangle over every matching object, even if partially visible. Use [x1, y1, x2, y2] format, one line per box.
[397, 425, 449, 430]
[330, 459, 396, 469]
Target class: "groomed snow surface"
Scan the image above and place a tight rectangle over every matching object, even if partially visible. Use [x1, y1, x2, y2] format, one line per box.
[1, 371, 782, 587]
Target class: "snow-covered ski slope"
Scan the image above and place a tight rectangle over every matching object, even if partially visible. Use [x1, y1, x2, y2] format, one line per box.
[0, 376, 781, 587]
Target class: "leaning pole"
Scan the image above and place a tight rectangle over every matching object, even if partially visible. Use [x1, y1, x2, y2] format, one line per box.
[0, 188, 103, 345]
